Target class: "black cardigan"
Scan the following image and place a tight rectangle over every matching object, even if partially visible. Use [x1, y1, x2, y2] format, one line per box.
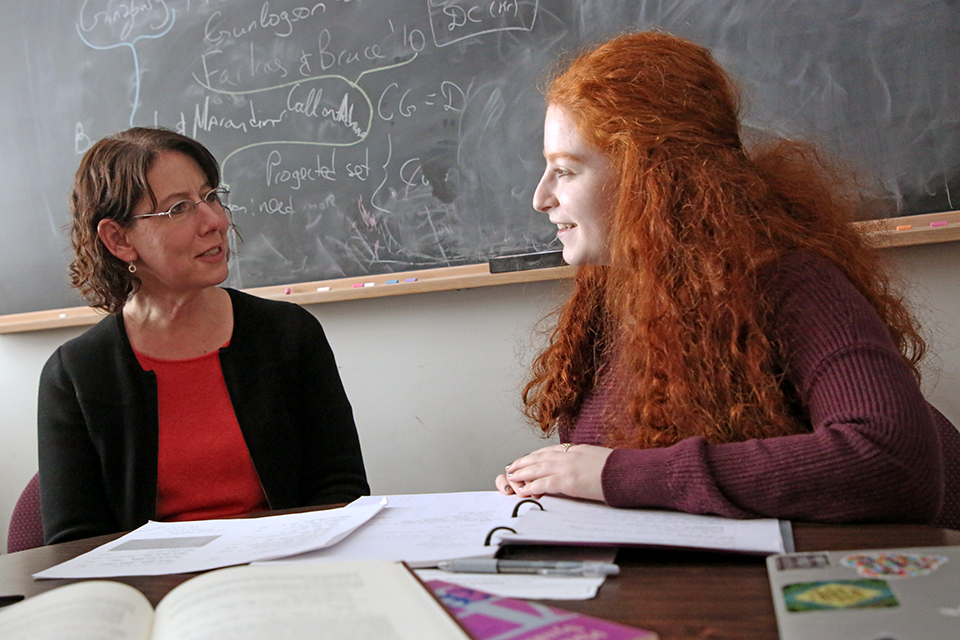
[38, 288, 369, 544]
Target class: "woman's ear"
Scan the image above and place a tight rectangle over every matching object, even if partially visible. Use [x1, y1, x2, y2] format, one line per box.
[97, 218, 138, 264]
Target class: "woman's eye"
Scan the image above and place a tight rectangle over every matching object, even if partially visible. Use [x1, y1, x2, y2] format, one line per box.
[168, 201, 190, 216]
[204, 188, 229, 207]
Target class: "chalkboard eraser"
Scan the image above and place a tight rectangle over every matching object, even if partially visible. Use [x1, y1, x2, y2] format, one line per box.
[489, 250, 566, 273]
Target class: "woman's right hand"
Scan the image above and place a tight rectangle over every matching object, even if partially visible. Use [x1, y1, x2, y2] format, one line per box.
[494, 443, 612, 502]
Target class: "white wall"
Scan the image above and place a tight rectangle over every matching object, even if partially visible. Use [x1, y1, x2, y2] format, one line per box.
[1, 241, 957, 552]
[888, 242, 960, 425]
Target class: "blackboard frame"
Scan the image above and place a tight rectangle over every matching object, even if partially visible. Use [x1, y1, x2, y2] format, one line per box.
[1, 210, 956, 334]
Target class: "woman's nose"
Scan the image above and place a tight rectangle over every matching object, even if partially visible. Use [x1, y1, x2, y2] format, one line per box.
[197, 200, 229, 233]
[532, 172, 555, 212]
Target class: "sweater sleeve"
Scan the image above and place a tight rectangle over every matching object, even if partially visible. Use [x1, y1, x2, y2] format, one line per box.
[599, 253, 943, 523]
[291, 309, 371, 505]
[37, 348, 121, 544]
[223, 290, 370, 509]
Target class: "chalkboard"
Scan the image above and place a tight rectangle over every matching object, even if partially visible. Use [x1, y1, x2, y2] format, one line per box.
[1, 0, 958, 316]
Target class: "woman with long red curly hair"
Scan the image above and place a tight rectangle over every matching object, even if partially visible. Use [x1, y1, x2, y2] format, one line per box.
[495, 31, 960, 526]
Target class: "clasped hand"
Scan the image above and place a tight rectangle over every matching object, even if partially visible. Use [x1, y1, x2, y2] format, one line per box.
[495, 443, 613, 502]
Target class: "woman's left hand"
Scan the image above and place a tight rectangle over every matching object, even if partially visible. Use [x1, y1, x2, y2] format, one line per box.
[495, 444, 613, 502]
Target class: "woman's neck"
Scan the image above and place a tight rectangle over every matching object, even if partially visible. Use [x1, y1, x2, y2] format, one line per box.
[123, 287, 233, 360]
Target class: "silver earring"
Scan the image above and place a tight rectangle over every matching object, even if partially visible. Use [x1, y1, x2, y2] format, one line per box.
[128, 263, 137, 273]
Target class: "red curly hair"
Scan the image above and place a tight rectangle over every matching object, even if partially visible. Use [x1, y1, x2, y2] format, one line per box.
[523, 31, 925, 449]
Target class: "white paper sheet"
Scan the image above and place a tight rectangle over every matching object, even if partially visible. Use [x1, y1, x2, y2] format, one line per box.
[415, 569, 607, 600]
[500, 496, 786, 555]
[34, 501, 386, 579]
[257, 491, 525, 568]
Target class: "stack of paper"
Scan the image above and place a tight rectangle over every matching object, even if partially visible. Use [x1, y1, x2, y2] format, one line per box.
[34, 500, 388, 579]
[34, 492, 788, 590]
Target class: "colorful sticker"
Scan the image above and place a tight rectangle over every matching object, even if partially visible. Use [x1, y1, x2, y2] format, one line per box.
[776, 554, 830, 571]
[840, 553, 948, 579]
[783, 579, 899, 612]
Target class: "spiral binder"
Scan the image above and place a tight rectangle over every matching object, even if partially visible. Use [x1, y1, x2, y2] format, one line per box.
[483, 498, 544, 546]
[489, 495, 790, 555]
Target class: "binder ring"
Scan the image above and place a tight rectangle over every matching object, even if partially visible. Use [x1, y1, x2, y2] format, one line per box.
[484, 526, 517, 546]
[511, 499, 544, 518]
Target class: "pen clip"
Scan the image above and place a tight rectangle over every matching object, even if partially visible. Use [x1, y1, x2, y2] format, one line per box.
[537, 565, 618, 577]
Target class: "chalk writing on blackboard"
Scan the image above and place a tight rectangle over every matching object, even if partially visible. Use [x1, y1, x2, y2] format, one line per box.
[67, 1, 555, 295]
[1, 1, 957, 316]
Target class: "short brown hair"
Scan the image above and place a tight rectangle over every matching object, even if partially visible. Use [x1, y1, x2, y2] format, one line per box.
[69, 127, 220, 313]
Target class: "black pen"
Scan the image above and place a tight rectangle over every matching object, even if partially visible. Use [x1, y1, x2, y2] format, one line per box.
[436, 559, 619, 576]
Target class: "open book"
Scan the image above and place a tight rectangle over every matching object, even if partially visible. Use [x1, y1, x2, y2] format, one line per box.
[0, 561, 472, 640]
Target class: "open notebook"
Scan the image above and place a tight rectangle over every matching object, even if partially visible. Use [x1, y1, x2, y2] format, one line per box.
[499, 496, 791, 555]
[767, 545, 960, 639]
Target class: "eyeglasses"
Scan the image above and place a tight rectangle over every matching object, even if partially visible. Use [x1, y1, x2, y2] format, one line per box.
[132, 187, 230, 220]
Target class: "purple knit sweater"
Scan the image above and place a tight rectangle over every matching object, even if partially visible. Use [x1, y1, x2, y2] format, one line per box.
[564, 251, 948, 524]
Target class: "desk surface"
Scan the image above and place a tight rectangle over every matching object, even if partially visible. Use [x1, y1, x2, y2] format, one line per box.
[2, 521, 959, 640]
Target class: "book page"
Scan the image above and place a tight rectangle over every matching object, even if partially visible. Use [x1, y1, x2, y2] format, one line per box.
[152, 561, 470, 640]
[0, 581, 154, 640]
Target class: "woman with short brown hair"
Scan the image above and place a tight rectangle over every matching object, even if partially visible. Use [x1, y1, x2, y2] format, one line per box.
[40, 127, 369, 544]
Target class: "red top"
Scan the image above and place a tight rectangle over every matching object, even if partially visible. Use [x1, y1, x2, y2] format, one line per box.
[135, 345, 268, 521]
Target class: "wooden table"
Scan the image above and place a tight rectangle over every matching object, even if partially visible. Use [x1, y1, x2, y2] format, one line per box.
[2, 522, 958, 639]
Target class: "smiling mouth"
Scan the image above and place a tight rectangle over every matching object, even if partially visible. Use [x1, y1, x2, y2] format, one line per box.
[199, 246, 222, 257]
[557, 223, 576, 231]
